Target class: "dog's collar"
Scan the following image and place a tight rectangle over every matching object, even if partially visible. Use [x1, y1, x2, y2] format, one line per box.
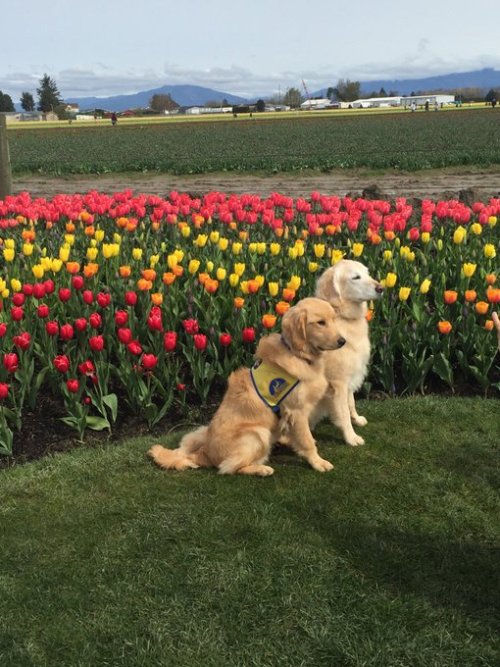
[250, 358, 300, 415]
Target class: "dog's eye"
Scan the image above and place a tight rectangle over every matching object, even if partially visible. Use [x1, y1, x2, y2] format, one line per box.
[352, 275, 361, 280]
[317, 320, 326, 326]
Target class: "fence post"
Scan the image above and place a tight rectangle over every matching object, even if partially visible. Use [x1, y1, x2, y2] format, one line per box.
[0, 114, 13, 199]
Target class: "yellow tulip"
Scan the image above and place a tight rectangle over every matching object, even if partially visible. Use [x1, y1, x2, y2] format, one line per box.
[256, 243, 266, 255]
[385, 272, 397, 288]
[462, 263, 477, 278]
[488, 216, 497, 227]
[233, 263, 245, 276]
[352, 243, 364, 257]
[398, 287, 411, 301]
[453, 226, 467, 244]
[288, 247, 298, 260]
[132, 248, 143, 261]
[194, 234, 208, 248]
[3, 248, 15, 262]
[255, 275, 265, 287]
[22, 243, 34, 257]
[10, 278, 22, 292]
[87, 247, 99, 261]
[95, 229, 105, 242]
[330, 249, 344, 265]
[209, 231, 220, 243]
[308, 262, 319, 273]
[32, 264, 44, 279]
[0, 279, 5, 292]
[2, 289, 9, 298]
[64, 234, 75, 246]
[59, 246, 70, 262]
[149, 254, 160, 267]
[102, 244, 116, 259]
[4, 239, 15, 249]
[181, 225, 191, 238]
[218, 238, 229, 251]
[268, 282, 279, 297]
[249, 243, 257, 254]
[229, 273, 240, 287]
[484, 244, 496, 259]
[419, 278, 432, 294]
[216, 267, 227, 281]
[206, 260, 214, 273]
[314, 243, 326, 258]
[470, 223, 482, 235]
[287, 275, 301, 291]
[188, 259, 200, 274]
[270, 243, 281, 256]
[174, 249, 184, 262]
[421, 232, 431, 244]
[232, 242, 243, 255]
[50, 259, 63, 273]
[383, 250, 393, 262]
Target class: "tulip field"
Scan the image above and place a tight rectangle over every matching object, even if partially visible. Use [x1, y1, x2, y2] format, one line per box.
[8, 109, 500, 175]
[0, 189, 499, 455]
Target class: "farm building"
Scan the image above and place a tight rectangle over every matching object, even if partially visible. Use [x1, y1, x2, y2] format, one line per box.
[300, 98, 346, 110]
[185, 106, 233, 115]
[351, 96, 402, 108]
[401, 94, 455, 108]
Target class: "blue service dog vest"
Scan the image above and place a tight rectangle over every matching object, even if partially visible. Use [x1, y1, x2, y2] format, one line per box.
[250, 359, 300, 413]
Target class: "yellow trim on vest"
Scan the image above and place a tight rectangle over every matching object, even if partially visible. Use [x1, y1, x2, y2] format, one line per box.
[250, 359, 300, 412]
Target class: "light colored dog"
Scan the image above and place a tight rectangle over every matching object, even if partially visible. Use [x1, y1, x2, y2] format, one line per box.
[148, 298, 346, 476]
[493, 312, 500, 351]
[312, 259, 384, 446]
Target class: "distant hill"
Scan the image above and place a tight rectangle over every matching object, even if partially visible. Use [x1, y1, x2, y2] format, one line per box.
[314, 68, 500, 97]
[65, 84, 248, 111]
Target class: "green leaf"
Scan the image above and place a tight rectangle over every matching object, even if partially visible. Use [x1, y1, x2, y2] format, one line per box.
[102, 393, 118, 423]
[86, 416, 111, 431]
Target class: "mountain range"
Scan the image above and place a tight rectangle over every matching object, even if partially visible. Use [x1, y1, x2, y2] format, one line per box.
[62, 68, 500, 111]
[65, 84, 247, 112]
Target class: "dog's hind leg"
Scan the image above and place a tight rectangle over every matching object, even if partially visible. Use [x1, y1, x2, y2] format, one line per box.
[348, 391, 367, 427]
[218, 428, 274, 476]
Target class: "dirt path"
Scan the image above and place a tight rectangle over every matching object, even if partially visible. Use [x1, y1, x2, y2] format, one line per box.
[12, 167, 500, 200]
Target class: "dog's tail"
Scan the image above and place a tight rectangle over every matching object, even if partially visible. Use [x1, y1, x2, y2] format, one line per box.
[148, 426, 210, 471]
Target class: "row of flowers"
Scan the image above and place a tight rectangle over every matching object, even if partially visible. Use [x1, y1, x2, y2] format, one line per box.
[0, 190, 499, 455]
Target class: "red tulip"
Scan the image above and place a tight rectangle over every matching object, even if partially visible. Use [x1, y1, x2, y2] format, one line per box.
[37, 304, 50, 318]
[141, 353, 158, 370]
[125, 291, 137, 306]
[117, 327, 133, 344]
[0, 383, 9, 400]
[114, 310, 129, 326]
[82, 290, 94, 305]
[22, 283, 34, 296]
[89, 335, 104, 352]
[66, 379, 80, 393]
[58, 288, 71, 302]
[74, 318, 88, 332]
[12, 293, 25, 307]
[127, 340, 142, 355]
[11, 307, 24, 321]
[193, 334, 207, 351]
[182, 318, 199, 334]
[242, 327, 256, 344]
[219, 333, 232, 347]
[33, 283, 46, 299]
[78, 360, 95, 376]
[0, 323, 7, 337]
[72, 275, 84, 290]
[60, 324, 74, 340]
[44, 279, 55, 295]
[45, 321, 59, 336]
[13, 332, 31, 350]
[96, 292, 111, 308]
[53, 355, 70, 373]
[147, 313, 163, 332]
[3, 353, 18, 373]
[89, 312, 102, 329]
[163, 331, 177, 351]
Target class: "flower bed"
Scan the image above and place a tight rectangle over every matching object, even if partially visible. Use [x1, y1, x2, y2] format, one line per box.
[0, 190, 499, 454]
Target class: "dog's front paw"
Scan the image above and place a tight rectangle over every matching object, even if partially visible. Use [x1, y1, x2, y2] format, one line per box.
[310, 457, 334, 472]
[352, 415, 368, 427]
[346, 434, 365, 446]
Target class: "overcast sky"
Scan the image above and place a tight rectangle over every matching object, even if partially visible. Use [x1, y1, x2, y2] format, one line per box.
[2, 0, 500, 101]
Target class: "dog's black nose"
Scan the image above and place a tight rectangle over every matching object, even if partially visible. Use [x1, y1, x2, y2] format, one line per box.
[375, 284, 384, 293]
[337, 337, 346, 347]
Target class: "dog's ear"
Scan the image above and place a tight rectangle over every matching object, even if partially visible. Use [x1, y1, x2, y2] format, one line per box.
[282, 307, 308, 352]
[316, 266, 341, 303]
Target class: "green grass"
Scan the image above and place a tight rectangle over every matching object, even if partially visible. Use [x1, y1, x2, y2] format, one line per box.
[7, 109, 500, 175]
[1, 397, 499, 667]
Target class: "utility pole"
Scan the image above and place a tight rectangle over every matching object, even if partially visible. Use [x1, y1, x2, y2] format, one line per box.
[0, 114, 13, 199]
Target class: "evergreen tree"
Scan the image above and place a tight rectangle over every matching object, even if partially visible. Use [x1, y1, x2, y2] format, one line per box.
[0, 91, 15, 112]
[37, 74, 63, 112]
[20, 92, 35, 112]
[283, 87, 303, 108]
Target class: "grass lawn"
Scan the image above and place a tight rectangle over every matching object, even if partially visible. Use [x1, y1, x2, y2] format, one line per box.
[1, 396, 499, 667]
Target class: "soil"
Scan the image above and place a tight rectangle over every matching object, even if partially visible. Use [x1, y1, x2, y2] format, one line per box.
[12, 166, 500, 201]
[4, 167, 500, 467]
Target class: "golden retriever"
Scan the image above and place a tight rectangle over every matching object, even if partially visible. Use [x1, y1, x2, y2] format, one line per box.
[493, 312, 500, 351]
[312, 259, 384, 446]
[148, 298, 346, 476]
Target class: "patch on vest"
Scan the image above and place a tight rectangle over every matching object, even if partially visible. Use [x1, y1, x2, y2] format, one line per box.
[250, 359, 300, 412]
